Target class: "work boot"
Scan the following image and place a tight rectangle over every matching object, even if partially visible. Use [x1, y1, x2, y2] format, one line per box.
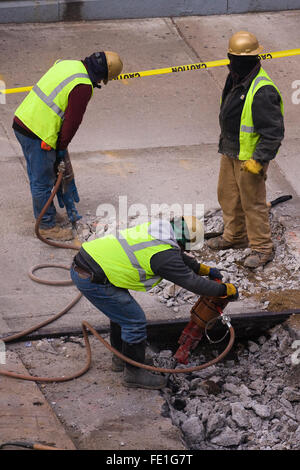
[207, 235, 248, 250]
[244, 250, 274, 269]
[39, 225, 74, 241]
[110, 321, 124, 372]
[122, 340, 167, 390]
[55, 212, 67, 224]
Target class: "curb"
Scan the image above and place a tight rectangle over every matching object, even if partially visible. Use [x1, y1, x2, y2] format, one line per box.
[1, 1, 300, 24]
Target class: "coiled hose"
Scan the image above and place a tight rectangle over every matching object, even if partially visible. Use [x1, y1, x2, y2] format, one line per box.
[0, 167, 235, 382]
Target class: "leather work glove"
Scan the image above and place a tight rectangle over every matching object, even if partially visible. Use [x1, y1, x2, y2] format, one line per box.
[240, 159, 263, 176]
[56, 178, 82, 224]
[199, 264, 223, 281]
[223, 283, 239, 301]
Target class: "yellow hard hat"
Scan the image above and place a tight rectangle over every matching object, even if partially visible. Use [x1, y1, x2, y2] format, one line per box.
[103, 51, 123, 84]
[228, 31, 263, 56]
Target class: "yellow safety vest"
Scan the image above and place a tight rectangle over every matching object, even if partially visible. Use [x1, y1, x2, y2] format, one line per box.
[15, 60, 93, 149]
[82, 221, 177, 291]
[239, 67, 284, 160]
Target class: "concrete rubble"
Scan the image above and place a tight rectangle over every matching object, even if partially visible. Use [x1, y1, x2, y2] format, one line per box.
[155, 323, 300, 450]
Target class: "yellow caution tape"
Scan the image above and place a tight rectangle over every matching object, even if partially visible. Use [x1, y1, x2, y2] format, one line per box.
[114, 49, 300, 81]
[1, 48, 300, 95]
[1, 85, 33, 95]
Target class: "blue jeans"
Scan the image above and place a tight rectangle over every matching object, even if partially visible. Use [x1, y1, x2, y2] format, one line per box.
[70, 266, 147, 344]
[14, 129, 57, 228]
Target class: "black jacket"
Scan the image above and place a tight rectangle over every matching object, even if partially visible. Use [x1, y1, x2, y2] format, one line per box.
[218, 64, 284, 162]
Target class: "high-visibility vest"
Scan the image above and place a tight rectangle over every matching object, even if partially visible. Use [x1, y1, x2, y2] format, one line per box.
[238, 67, 284, 160]
[82, 221, 177, 292]
[15, 60, 93, 149]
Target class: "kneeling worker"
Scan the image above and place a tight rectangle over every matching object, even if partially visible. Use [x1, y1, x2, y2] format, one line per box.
[71, 216, 238, 390]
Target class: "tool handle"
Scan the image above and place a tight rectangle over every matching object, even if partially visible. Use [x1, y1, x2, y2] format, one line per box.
[268, 195, 293, 207]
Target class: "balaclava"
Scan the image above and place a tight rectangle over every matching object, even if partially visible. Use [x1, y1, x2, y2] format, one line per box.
[228, 53, 260, 83]
[83, 52, 108, 88]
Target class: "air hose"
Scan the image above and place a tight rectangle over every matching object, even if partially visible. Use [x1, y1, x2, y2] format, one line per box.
[0, 441, 60, 450]
[0, 165, 235, 382]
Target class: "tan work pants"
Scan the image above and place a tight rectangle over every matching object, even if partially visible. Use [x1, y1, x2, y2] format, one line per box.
[217, 154, 273, 253]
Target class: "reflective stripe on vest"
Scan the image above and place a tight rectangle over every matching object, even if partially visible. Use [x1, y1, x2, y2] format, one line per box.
[240, 75, 273, 135]
[14, 60, 93, 149]
[82, 221, 176, 291]
[116, 236, 163, 289]
[239, 68, 284, 161]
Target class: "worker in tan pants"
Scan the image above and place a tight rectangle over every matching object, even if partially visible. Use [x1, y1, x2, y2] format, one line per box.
[208, 31, 284, 269]
[217, 155, 273, 252]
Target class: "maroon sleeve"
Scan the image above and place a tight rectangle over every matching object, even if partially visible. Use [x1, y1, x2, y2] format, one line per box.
[57, 84, 93, 150]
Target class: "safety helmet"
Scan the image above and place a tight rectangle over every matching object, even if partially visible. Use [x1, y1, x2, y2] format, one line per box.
[171, 216, 204, 251]
[103, 51, 123, 84]
[228, 31, 263, 56]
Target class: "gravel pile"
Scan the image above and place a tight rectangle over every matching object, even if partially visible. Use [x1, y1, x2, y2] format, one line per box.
[154, 323, 300, 450]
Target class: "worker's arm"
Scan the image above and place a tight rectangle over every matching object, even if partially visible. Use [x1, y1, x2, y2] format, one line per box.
[150, 249, 227, 297]
[252, 85, 284, 162]
[57, 84, 93, 150]
[181, 252, 222, 280]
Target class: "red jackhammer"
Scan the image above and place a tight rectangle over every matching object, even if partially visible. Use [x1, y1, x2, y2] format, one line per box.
[174, 294, 230, 364]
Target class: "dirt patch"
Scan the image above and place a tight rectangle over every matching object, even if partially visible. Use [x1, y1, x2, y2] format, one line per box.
[254, 289, 300, 312]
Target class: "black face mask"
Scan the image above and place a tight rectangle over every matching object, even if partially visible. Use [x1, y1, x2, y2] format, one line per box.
[228, 53, 260, 81]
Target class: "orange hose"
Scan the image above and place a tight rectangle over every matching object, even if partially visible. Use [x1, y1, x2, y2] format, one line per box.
[0, 312, 235, 381]
[0, 167, 235, 382]
[34, 169, 79, 251]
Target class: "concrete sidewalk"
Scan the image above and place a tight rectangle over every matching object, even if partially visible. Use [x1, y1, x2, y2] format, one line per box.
[0, 11, 299, 449]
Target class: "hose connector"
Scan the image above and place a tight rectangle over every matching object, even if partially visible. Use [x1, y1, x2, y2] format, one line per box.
[221, 314, 232, 329]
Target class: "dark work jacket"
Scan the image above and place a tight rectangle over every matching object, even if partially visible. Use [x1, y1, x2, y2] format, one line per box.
[218, 64, 284, 162]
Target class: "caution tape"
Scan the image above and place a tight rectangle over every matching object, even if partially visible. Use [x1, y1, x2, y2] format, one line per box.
[1, 48, 300, 95]
[114, 48, 300, 81]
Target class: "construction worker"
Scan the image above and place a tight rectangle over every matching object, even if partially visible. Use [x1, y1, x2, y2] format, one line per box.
[13, 51, 123, 240]
[70, 216, 239, 390]
[207, 31, 284, 268]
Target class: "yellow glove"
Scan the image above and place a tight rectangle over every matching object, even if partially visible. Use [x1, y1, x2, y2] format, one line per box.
[199, 264, 223, 280]
[223, 283, 239, 300]
[241, 159, 263, 176]
[198, 264, 210, 276]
